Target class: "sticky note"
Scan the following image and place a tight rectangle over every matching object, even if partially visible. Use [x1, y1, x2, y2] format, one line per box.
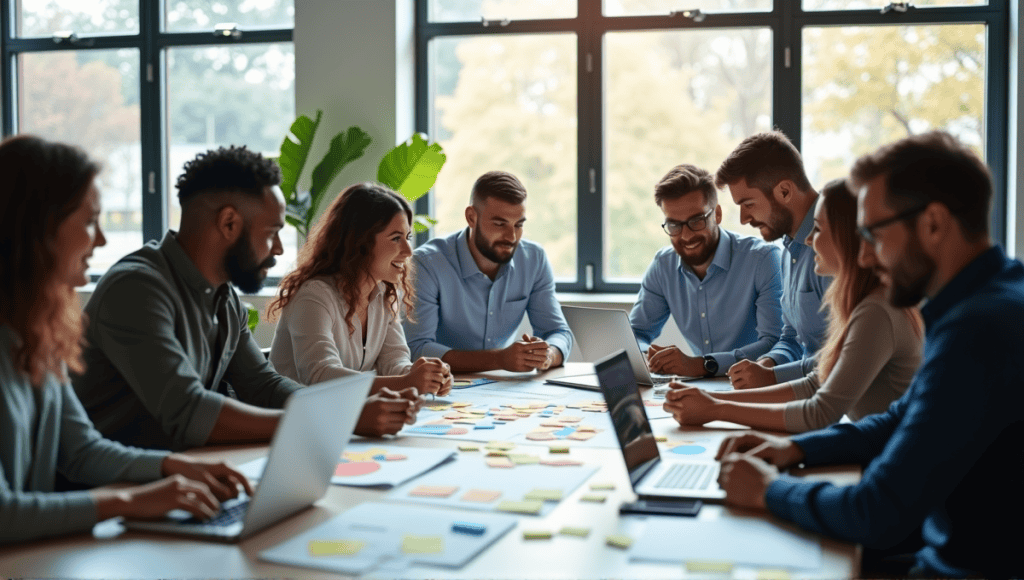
[756, 569, 791, 580]
[541, 458, 583, 466]
[655, 435, 668, 442]
[509, 453, 540, 465]
[580, 493, 607, 503]
[575, 425, 597, 432]
[496, 500, 544, 514]
[486, 450, 509, 457]
[549, 444, 570, 454]
[589, 482, 616, 491]
[402, 534, 444, 554]
[473, 424, 496, 430]
[559, 526, 591, 538]
[486, 441, 516, 450]
[567, 431, 597, 441]
[461, 489, 502, 503]
[486, 456, 515, 468]
[685, 561, 734, 573]
[409, 485, 459, 498]
[522, 530, 552, 540]
[452, 521, 486, 536]
[524, 488, 563, 501]
[458, 444, 480, 452]
[526, 432, 558, 441]
[308, 539, 365, 556]
[605, 534, 634, 549]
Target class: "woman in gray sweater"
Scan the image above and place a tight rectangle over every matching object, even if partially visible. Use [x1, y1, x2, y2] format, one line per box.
[664, 179, 923, 432]
[0, 135, 252, 543]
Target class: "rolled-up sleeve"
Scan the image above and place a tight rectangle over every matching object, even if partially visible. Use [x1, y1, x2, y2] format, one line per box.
[629, 260, 671, 352]
[525, 252, 572, 360]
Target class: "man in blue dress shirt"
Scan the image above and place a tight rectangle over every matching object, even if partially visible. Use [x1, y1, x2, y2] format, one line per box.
[715, 131, 830, 388]
[628, 164, 783, 377]
[404, 171, 573, 373]
[714, 131, 1023, 577]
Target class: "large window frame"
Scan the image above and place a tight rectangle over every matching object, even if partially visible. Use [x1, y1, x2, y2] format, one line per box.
[0, 1, 293, 282]
[415, 0, 1009, 293]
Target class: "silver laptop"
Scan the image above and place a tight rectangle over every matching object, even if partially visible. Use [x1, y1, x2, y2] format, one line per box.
[547, 305, 679, 390]
[596, 350, 725, 502]
[124, 372, 374, 541]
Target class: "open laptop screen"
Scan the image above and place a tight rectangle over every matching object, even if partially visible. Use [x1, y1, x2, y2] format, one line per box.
[595, 350, 660, 479]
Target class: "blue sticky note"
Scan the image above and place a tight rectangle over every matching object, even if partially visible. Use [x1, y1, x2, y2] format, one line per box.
[554, 427, 576, 437]
[493, 421, 506, 425]
[452, 521, 486, 536]
[474, 424, 495, 430]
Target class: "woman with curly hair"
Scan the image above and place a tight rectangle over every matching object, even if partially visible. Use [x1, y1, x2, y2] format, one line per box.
[0, 135, 252, 543]
[664, 178, 923, 432]
[269, 182, 452, 400]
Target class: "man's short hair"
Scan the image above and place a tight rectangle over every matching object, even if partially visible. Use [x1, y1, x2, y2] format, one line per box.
[176, 145, 281, 206]
[715, 130, 813, 196]
[470, 170, 527, 206]
[654, 164, 718, 207]
[848, 131, 991, 240]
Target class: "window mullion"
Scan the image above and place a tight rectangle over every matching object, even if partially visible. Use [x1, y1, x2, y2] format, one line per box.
[576, 0, 602, 292]
[139, 0, 164, 243]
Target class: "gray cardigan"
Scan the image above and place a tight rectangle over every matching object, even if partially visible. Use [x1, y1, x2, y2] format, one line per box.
[1, 327, 167, 543]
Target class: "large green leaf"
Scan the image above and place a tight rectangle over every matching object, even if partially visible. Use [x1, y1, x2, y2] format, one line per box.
[277, 110, 322, 203]
[308, 126, 372, 224]
[377, 133, 446, 203]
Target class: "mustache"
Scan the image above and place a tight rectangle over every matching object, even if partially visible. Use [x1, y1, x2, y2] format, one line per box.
[259, 256, 277, 269]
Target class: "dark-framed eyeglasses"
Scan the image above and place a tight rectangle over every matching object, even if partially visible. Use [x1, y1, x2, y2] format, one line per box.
[857, 204, 929, 245]
[662, 207, 714, 236]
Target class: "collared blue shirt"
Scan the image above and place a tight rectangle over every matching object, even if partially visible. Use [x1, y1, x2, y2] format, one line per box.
[628, 229, 783, 374]
[404, 228, 573, 361]
[763, 206, 831, 382]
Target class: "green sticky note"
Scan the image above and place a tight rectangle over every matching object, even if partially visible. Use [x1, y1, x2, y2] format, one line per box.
[496, 500, 544, 514]
[522, 529, 553, 540]
[308, 539, 365, 556]
[580, 493, 607, 503]
[524, 488, 564, 501]
[686, 560, 734, 573]
[559, 526, 591, 538]
[589, 482, 616, 491]
[605, 534, 634, 549]
[402, 534, 444, 554]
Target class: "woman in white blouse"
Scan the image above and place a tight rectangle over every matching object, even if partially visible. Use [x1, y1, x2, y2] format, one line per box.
[268, 183, 452, 410]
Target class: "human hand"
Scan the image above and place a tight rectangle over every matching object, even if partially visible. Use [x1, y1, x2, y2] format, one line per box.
[161, 454, 253, 501]
[715, 431, 805, 469]
[718, 452, 778, 510]
[662, 386, 719, 426]
[407, 357, 450, 395]
[499, 335, 551, 372]
[93, 474, 220, 521]
[394, 387, 426, 422]
[355, 388, 419, 436]
[647, 344, 703, 376]
[726, 359, 776, 389]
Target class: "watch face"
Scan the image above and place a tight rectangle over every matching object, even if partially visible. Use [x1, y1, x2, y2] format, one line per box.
[703, 357, 718, 374]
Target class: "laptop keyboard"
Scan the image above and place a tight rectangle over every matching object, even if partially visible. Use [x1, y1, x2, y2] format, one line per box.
[651, 376, 673, 385]
[174, 495, 250, 527]
[653, 463, 714, 491]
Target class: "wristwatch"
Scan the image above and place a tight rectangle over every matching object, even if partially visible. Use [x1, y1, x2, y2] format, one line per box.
[702, 355, 719, 377]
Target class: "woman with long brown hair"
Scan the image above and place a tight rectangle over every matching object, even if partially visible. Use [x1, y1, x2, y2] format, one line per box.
[268, 182, 452, 403]
[0, 135, 252, 543]
[664, 178, 923, 432]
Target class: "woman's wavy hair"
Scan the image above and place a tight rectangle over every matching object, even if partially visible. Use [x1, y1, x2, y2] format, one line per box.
[816, 178, 922, 382]
[0, 135, 100, 385]
[267, 182, 415, 332]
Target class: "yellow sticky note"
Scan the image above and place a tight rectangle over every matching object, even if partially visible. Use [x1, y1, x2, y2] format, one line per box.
[686, 561, 734, 574]
[756, 569, 791, 580]
[522, 529, 553, 540]
[402, 534, 444, 554]
[589, 482, 616, 491]
[485, 440, 516, 450]
[458, 444, 480, 452]
[308, 539, 365, 556]
[580, 493, 607, 503]
[605, 534, 634, 549]
[523, 488, 563, 501]
[496, 500, 544, 514]
[549, 444, 570, 454]
[559, 526, 590, 538]
[461, 489, 502, 503]
[655, 435, 668, 442]
[486, 456, 515, 468]
[509, 453, 540, 464]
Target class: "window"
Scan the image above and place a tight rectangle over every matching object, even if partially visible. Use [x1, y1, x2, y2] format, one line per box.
[1, 0, 296, 278]
[417, 0, 1008, 292]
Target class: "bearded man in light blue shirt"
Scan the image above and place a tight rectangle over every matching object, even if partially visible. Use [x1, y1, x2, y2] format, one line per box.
[715, 131, 831, 388]
[404, 171, 572, 373]
[629, 164, 783, 378]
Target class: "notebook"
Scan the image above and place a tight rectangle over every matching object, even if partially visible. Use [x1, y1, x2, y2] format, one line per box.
[546, 305, 679, 390]
[596, 350, 725, 502]
[123, 371, 375, 541]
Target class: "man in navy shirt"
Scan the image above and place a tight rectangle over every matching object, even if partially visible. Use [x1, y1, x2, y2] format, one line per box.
[715, 131, 1023, 577]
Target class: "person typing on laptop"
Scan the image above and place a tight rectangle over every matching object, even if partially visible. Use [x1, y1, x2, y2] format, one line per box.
[714, 132, 1023, 577]
[629, 164, 783, 378]
[0, 136, 250, 543]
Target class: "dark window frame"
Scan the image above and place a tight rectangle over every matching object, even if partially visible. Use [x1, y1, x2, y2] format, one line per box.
[415, 0, 1009, 293]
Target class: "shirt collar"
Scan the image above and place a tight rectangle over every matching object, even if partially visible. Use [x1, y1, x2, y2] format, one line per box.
[920, 245, 1005, 327]
[783, 203, 816, 249]
[676, 228, 733, 276]
[159, 230, 223, 303]
[456, 227, 513, 280]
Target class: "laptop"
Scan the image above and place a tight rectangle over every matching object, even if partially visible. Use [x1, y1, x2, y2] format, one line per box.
[596, 350, 726, 502]
[546, 305, 680, 390]
[124, 371, 375, 541]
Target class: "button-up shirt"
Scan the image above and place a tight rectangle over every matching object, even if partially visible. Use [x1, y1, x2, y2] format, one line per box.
[72, 231, 301, 451]
[763, 206, 831, 382]
[628, 229, 783, 374]
[404, 228, 573, 361]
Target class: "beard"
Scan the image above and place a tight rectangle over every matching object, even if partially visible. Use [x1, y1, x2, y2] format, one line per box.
[885, 233, 935, 308]
[224, 225, 276, 294]
[672, 230, 719, 269]
[751, 196, 794, 242]
[474, 223, 517, 265]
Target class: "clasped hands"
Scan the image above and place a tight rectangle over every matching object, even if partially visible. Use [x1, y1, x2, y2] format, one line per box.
[500, 334, 559, 372]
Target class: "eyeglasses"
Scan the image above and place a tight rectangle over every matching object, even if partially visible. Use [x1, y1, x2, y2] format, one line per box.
[857, 204, 928, 245]
[662, 207, 714, 236]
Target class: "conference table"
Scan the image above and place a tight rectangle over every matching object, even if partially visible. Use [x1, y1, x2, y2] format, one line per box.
[0, 363, 860, 578]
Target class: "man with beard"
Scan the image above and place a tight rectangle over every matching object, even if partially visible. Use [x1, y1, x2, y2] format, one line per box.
[714, 131, 1023, 578]
[628, 164, 783, 377]
[73, 147, 420, 450]
[715, 131, 831, 388]
[405, 171, 572, 372]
